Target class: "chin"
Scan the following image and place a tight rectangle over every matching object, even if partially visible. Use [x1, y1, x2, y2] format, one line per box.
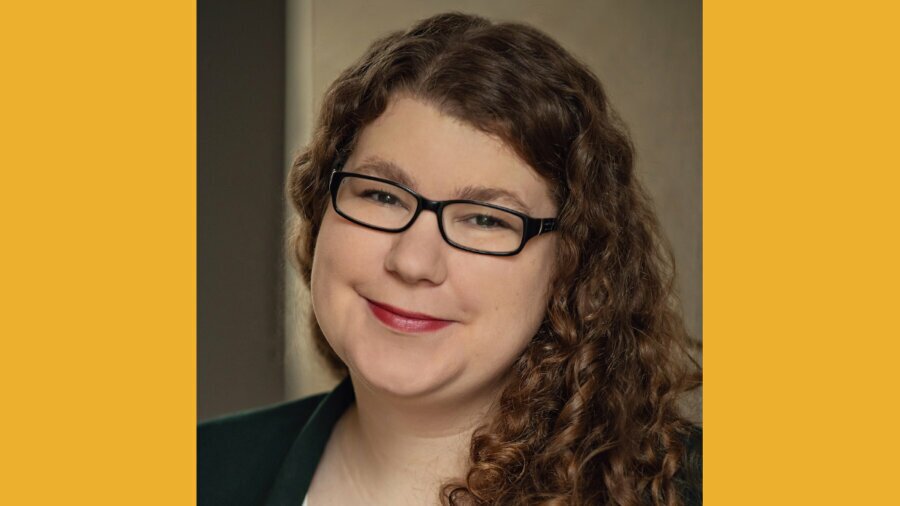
[346, 345, 462, 399]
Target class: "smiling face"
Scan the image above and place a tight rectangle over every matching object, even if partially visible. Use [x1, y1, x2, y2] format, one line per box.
[310, 96, 558, 403]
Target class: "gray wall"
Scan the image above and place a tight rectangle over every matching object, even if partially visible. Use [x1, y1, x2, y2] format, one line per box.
[198, 0, 286, 421]
[284, 0, 702, 410]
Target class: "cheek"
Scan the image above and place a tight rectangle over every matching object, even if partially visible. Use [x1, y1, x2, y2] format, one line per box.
[460, 255, 554, 365]
[310, 213, 341, 314]
[474, 246, 554, 317]
[313, 207, 384, 280]
[310, 210, 383, 351]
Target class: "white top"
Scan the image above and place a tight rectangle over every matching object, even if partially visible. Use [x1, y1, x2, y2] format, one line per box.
[301, 494, 309, 506]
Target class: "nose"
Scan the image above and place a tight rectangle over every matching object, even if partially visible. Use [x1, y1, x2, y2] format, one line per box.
[383, 209, 448, 286]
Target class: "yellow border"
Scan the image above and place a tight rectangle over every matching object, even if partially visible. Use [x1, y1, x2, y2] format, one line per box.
[706, 1, 899, 504]
[1, 2, 195, 504]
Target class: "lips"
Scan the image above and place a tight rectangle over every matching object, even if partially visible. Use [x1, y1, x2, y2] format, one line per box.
[365, 298, 454, 333]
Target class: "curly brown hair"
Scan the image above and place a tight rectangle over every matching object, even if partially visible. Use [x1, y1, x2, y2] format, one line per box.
[287, 12, 701, 506]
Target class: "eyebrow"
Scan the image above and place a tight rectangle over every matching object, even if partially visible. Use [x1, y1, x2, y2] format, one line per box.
[353, 156, 418, 188]
[351, 156, 534, 214]
[454, 185, 532, 215]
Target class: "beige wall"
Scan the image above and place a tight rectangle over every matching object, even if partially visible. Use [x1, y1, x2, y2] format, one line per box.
[284, 0, 702, 404]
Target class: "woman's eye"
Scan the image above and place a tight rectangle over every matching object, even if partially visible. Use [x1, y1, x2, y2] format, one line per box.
[464, 214, 510, 230]
[361, 190, 406, 208]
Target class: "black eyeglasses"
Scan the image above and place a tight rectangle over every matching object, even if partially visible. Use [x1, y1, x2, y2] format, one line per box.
[329, 170, 557, 256]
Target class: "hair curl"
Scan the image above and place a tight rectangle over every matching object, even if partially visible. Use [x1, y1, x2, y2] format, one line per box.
[287, 12, 701, 506]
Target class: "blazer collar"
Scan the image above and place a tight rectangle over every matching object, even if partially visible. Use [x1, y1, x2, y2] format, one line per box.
[265, 375, 354, 506]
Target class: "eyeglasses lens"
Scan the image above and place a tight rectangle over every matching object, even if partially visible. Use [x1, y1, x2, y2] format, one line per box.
[335, 175, 525, 254]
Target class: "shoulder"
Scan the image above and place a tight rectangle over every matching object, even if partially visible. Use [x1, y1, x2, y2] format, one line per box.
[675, 424, 702, 506]
[198, 392, 327, 440]
[197, 393, 327, 506]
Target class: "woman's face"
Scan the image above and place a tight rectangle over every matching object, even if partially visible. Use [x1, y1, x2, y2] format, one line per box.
[310, 96, 558, 402]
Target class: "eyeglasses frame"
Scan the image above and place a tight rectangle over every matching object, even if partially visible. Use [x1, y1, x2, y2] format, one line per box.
[328, 169, 558, 256]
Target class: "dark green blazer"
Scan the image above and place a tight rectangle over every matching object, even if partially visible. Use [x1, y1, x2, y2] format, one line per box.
[198, 377, 353, 506]
[198, 377, 701, 505]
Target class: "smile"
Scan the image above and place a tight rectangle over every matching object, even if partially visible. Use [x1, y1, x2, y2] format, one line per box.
[365, 298, 454, 333]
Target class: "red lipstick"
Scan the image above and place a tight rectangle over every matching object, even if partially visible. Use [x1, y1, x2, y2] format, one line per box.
[365, 299, 453, 333]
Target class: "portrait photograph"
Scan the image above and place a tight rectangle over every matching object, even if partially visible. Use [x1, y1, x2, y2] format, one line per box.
[199, 1, 701, 505]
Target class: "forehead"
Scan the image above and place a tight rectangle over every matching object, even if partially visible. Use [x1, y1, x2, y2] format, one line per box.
[346, 96, 557, 216]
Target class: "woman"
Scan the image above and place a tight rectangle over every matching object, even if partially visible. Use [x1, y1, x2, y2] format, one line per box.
[199, 12, 701, 506]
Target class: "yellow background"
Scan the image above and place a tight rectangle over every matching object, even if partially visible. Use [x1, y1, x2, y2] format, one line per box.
[1, 1, 898, 504]
[0, 1, 195, 503]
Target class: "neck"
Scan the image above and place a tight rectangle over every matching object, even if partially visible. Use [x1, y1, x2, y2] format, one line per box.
[336, 373, 505, 503]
